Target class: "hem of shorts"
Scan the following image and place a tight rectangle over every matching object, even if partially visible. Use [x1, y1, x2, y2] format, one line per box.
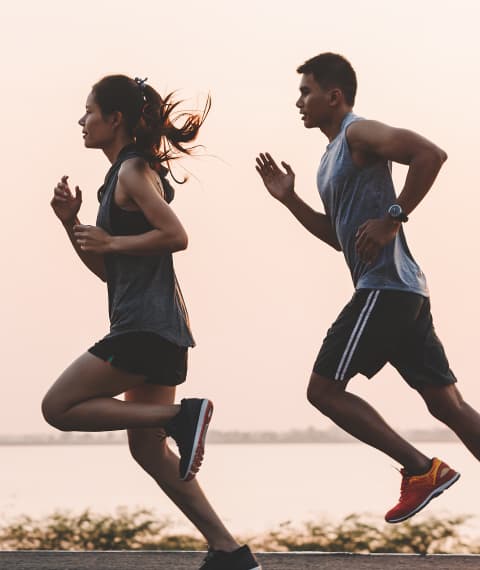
[355, 284, 429, 298]
[402, 374, 458, 390]
[105, 328, 195, 348]
[87, 348, 188, 387]
[312, 364, 347, 382]
[144, 376, 187, 387]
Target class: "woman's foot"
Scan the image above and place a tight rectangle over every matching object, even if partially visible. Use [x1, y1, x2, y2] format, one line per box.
[165, 398, 213, 480]
[199, 545, 262, 570]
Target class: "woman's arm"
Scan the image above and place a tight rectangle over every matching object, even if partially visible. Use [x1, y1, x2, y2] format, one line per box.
[73, 160, 188, 256]
[51, 176, 107, 281]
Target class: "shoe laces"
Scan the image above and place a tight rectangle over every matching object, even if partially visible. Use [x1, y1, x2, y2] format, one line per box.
[398, 472, 411, 499]
[389, 466, 411, 501]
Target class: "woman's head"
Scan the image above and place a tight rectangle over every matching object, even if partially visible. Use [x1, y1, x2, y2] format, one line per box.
[79, 74, 209, 174]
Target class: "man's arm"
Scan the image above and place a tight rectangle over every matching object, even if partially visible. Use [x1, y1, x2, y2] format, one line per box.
[255, 153, 341, 251]
[347, 121, 447, 263]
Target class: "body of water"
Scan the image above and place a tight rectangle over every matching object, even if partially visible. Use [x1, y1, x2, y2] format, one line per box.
[0, 442, 477, 536]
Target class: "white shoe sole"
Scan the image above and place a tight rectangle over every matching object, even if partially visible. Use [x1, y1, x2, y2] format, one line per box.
[181, 399, 213, 481]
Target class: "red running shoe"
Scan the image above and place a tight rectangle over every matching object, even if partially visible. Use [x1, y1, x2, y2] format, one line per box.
[385, 457, 460, 523]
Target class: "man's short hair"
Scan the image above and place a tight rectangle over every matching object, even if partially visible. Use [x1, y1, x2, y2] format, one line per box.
[297, 53, 357, 106]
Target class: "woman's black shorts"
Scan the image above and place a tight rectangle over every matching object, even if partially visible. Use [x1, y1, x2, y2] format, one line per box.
[88, 332, 188, 386]
[313, 289, 456, 389]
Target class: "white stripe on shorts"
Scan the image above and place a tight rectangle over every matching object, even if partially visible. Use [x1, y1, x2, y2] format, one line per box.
[335, 290, 381, 381]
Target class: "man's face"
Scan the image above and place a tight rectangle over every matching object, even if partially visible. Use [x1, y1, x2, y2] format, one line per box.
[296, 73, 333, 128]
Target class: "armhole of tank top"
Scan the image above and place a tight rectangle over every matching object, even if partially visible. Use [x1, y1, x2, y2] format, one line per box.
[120, 154, 166, 202]
[152, 171, 166, 201]
[343, 118, 364, 170]
[112, 154, 147, 212]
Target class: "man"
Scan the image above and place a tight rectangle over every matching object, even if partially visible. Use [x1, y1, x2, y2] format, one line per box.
[255, 52, 480, 523]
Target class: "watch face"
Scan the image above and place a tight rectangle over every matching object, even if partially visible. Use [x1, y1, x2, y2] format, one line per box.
[388, 204, 402, 218]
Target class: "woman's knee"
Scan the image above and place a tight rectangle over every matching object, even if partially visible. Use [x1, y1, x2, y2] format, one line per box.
[41, 393, 71, 431]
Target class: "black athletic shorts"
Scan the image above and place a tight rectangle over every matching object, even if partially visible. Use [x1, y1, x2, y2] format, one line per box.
[313, 289, 456, 389]
[88, 332, 188, 386]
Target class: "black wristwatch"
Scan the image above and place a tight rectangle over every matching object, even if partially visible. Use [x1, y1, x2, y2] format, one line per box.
[387, 204, 408, 223]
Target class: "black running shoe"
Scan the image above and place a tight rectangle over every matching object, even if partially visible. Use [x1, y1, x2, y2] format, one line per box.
[165, 398, 213, 481]
[199, 545, 262, 570]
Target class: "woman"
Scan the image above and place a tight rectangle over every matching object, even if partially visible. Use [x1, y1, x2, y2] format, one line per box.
[42, 75, 260, 570]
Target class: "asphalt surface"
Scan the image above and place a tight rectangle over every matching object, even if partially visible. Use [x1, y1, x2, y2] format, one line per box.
[0, 551, 479, 570]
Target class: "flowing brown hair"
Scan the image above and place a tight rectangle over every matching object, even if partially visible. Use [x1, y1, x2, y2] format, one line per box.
[92, 74, 210, 181]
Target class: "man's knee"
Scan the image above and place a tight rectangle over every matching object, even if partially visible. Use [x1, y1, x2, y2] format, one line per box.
[420, 384, 465, 424]
[307, 372, 346, 416]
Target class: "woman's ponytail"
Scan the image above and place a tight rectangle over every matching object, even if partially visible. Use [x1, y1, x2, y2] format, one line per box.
[92, 74, 210, 191]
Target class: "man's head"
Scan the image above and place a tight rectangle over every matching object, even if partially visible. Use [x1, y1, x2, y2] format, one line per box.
[296, 53, 357, 128]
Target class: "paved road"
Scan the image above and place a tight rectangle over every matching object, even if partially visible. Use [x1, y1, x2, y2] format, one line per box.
[0, 551, 479, 570]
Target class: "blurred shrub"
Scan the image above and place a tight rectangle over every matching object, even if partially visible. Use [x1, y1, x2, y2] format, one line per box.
[0, 508, 204, 551]
[0, 509, 478, 553]
[248, 513, 480, 554]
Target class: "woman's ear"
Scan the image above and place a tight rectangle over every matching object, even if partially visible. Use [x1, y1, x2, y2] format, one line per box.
[110, 110, 123, 129]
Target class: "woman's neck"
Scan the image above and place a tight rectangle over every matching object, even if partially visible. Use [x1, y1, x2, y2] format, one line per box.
[102, 136, 135, 164]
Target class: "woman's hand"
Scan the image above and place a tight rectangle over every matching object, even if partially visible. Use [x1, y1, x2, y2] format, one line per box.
[51, 175, 82, 224]
[73, 224, 113, 253]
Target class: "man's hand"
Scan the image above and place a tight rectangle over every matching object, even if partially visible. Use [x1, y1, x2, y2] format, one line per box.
[73, 224, 113, 254]
[255, 152, 295, 204]
[355, 217, 400, 264]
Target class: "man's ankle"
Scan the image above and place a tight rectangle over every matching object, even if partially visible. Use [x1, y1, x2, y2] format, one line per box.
[404, 458, 432, 476]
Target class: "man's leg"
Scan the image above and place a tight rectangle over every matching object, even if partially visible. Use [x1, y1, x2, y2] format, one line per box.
[418, 383, 480, 461]
[307, 372, 431, 473]
[308, 372, 461, 524]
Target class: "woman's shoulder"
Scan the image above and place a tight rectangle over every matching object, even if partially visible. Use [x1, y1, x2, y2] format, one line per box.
[117, 156, 151, 186]
[117, 156, 167, 201]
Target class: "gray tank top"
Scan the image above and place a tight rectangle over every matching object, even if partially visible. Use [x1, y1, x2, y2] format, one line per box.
[317, 112, 429, 297]
[96, 146, 195, 347]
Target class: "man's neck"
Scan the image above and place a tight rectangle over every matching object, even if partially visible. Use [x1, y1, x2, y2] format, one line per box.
[320, 108, 353, 142]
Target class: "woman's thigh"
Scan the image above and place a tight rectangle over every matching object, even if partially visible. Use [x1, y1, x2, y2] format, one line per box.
[44, 352, 148, 414]
[125, 383, 176, 405]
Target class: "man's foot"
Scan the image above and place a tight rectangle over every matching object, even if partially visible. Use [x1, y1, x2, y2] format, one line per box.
[385, 457, 460, 523]
[165, 398, 213, 481]
[199, 545, 262, 570]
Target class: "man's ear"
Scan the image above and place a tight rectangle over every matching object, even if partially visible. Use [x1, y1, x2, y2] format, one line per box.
[329, 88, 342, 106]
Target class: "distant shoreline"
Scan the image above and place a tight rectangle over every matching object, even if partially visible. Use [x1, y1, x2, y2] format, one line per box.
[0, 427, 458, 446]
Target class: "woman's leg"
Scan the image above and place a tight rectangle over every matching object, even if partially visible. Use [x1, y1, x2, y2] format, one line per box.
[41, 352, 180, 431]
[126, 383, 239, 552]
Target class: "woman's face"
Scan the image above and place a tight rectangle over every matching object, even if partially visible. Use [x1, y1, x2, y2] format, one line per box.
[78, 92, 116, 149]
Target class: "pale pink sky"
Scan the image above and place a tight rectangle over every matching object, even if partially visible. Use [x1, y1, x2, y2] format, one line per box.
[1, 0, 479, 434]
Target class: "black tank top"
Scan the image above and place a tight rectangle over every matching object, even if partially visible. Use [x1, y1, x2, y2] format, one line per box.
[95, 144, 195, 347]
